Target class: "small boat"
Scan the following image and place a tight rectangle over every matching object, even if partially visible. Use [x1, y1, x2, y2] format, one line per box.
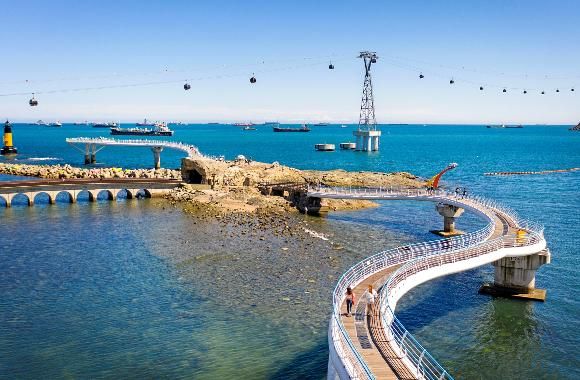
[273, 123, 310, 132]
[136, 118, 156, 127]
[110, 122, 174, 136]
[47, 121, 62, 127]
[340, 125, 348, 128]
[242, 126, 256, 131]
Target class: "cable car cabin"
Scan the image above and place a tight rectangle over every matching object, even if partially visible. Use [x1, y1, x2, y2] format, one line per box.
[371, 58, 377, 63]
[480, 86, 484, 90]
[250, 76, 256, 84]
[184, 83, 191, 90]
[503, 89, 507, 93]
[419, 74, 424, 79]
[541, 91, 545, 94]
[523, 90, 527, 94]
[29, 98, 38, 106]
[449, 79, 455, 84]
[328, 63, 334, 70]
[556, 89, 560, 93]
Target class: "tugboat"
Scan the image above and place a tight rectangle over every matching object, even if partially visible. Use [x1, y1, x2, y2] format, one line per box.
[273, 123, 310, 132]
[110, 121, 174, 136]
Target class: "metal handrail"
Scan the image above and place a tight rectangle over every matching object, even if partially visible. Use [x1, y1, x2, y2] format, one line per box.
[321, 186, 545, 380]
[65, 137, 203, 157]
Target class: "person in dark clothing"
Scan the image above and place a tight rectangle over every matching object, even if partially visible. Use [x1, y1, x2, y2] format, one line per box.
[345, 287, 355, 317]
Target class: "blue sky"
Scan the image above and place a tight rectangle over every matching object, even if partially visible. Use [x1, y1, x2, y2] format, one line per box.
[1, 0, 579, 124]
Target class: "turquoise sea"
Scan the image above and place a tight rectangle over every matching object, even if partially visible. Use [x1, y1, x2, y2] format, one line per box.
[1, 124, 579, 379]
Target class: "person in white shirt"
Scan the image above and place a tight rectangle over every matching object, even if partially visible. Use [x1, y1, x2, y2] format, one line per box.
[366, 284, 378, 316]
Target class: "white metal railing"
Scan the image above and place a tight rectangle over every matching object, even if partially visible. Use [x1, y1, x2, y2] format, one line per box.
[319, 185, 545, 380]
[66, 137, 203, 157]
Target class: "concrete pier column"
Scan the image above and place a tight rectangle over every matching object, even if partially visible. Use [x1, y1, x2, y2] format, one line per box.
[152, 146, 163, 169]
[372, 136, 379, 151]
[84, 144, 91, 165]
[431, 203, 464, 236]
[90, 144, 97, 164]
[366, 136, 372, 152]
[480, 250, 550, 301]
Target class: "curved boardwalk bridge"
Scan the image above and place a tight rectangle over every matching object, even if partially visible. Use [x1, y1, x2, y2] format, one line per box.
[307, 186, 550, 380]
[0, 178, 180, 207]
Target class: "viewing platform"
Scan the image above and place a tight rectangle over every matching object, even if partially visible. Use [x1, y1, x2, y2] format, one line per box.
[307, 186, 549, 380]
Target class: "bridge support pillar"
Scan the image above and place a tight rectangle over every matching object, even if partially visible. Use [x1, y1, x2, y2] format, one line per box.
[480, 250, 550, 301]
[152, 146, 163, 169]
[431, 203, 464, 236]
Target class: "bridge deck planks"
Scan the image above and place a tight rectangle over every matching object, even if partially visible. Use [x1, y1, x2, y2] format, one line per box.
[340, 266, 417, 380]
[337, 197, 514, 380]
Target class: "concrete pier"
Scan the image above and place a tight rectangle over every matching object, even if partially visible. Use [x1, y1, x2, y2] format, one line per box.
[152, 146, 163, 169]
[353, 129, 381, 151]
[480, 249, 551, 301]
[431, 203, 465, 236]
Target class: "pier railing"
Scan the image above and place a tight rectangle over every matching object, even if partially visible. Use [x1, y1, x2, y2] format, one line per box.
[317, 186, 545, 380]
[381, 221, 544, 380]
[65, 137, 203, 157]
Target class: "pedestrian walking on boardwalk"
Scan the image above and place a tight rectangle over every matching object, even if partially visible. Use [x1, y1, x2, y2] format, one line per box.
[346, 287, 355, 317]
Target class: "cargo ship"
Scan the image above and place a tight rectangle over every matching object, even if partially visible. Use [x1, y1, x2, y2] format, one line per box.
[110, 122, 174, 136]
[92, 122, 119, 128]
[273, 124, 310, 132]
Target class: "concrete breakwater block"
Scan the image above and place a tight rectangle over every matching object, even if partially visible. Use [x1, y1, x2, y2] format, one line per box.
[315, 144, 335, 151]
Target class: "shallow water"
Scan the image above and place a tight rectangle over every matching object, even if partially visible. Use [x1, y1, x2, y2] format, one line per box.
[1, 124, 579, 379]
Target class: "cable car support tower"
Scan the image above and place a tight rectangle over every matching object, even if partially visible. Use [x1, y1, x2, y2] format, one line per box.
[353, 51, 381, 151]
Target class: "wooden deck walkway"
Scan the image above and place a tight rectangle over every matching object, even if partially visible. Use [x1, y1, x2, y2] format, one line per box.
[339, 207, 512, 379]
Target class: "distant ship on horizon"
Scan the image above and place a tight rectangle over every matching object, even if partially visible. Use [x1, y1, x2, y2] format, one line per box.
[136, 118, 156, 127]
[273, 123, 310, 132]
[92, 122, 119, 128]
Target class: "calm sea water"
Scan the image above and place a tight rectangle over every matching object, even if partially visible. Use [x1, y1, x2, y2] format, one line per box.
[1, 124, 579, 379]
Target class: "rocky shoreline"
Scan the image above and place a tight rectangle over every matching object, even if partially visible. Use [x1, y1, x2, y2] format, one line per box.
[1, 160, 424, 216]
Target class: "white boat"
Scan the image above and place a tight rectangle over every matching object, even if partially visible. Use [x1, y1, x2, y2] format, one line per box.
[340, 125, 348, 128]
[47, 121, 62, 127]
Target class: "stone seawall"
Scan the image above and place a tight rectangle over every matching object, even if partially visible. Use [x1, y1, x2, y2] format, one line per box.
[0, 163, 180, 180]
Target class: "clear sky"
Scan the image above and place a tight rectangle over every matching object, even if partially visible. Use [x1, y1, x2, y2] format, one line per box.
[1, 0, 579, 124]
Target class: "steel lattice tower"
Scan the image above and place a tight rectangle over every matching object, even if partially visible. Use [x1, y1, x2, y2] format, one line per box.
[357, 51, 378, 131]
